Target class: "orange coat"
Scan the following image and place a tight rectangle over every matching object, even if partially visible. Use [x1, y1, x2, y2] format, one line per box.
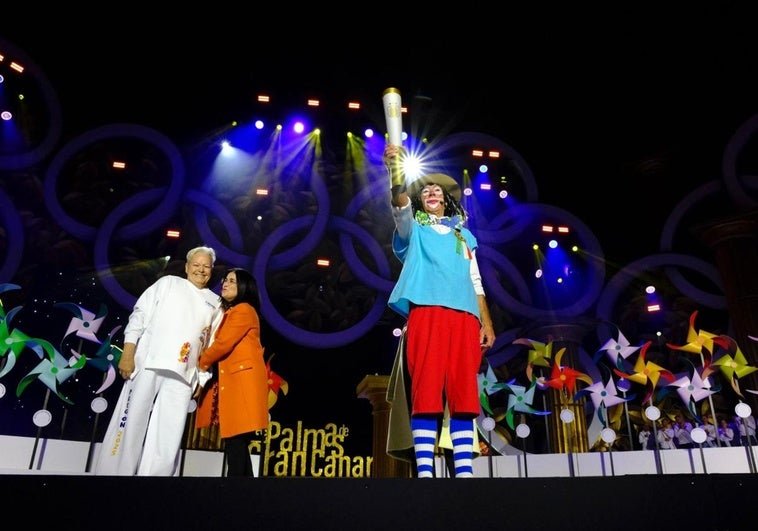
[195, 303, 269, 438]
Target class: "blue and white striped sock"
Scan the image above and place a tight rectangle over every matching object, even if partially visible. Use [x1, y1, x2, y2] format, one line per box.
[450, 417, 474, 478]
[411, 417, 438, 478]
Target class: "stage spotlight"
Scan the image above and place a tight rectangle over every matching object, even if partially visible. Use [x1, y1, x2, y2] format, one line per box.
[549, 239, 558, 249]
[1, 111, 12, 121]
[499, 190, 508, 199]
[254, 120, 264, 129]
[364, 128, 375, 138]
[293, 121, 305, 134]
[645, 285, 656, 294]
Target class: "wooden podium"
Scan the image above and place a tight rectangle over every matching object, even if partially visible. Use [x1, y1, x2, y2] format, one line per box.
[357, 374, 412, 478]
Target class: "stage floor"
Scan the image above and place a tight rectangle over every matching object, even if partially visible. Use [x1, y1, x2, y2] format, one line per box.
[3, 473, 756, 530]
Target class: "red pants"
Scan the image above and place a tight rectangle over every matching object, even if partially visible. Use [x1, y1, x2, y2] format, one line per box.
[406, 305, 481, 417]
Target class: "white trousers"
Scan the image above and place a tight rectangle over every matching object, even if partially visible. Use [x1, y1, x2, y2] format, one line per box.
[94, 369, 192, 476]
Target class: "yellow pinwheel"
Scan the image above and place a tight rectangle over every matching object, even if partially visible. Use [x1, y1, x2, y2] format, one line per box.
[705, 335, 758, 397]
[666, 310, 716, 368]
[513, 338, 553, 381]
[614, 340, 675, 405]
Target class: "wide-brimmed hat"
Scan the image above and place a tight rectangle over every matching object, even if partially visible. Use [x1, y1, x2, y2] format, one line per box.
[407, 173, 461, 201]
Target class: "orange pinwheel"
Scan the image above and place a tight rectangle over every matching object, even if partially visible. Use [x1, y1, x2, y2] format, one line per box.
[614, 340, 675, 405]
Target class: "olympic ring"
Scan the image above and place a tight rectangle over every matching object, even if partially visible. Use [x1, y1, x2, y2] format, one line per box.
[253, 215, 390, 348]
[43, 124, 184, 241]
[0, 37, 62, 171]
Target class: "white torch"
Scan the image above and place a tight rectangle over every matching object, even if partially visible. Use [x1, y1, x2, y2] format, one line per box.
[382, 87, 403, 146]
[383, 87, 405, 192]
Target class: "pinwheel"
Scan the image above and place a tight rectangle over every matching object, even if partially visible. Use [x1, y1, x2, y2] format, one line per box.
[478, 361, 509, 415]
[666, 310, 716, 369]
[575, 366, 634, 425]
[613, 340, 675, 405]
[500, 378, 550, 429]
[513, 338, 553, 381]
[704, 335, 758, 398]
[266, 353, 288, 409]
[0, 283, 21, 315]
[662, 358, 719, 421]
[1, 306, 40, 378]
[16, 343, 87, 404]
[540, 347, 594, 397]
[55, 302, 107, 345]
[71, 326, 123, 394]
[594, 324, 640, 370]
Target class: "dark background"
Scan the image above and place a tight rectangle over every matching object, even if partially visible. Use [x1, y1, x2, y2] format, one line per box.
[2, 4, 758, 462]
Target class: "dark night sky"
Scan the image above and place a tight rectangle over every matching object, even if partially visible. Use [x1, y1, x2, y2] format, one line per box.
[2, 5, 758, 460]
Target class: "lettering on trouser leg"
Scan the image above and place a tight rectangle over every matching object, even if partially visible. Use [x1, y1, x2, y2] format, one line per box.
[110, 388, 132, 455]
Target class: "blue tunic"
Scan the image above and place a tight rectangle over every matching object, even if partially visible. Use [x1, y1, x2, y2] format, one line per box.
[388, 219, 480, 321]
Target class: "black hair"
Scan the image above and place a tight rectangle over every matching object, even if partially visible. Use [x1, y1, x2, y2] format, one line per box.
[410, 183, 468, 222]
[220, 267, 260, 312]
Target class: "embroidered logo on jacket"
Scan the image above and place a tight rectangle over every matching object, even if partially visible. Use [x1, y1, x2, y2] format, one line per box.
[178, 342, 191, 363]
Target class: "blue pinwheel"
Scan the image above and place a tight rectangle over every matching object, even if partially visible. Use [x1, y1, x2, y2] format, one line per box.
[16, 344, 87, 404]
[72, 325, 123, 394]
[478, 361, 509, 415]
[501, 378, 551, 429]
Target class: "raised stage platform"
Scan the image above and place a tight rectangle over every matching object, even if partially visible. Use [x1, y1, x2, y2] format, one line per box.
[3, 473, 756, 530]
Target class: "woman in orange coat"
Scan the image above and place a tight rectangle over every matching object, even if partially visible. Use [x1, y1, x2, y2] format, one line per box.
[195, 267, 269, 476]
